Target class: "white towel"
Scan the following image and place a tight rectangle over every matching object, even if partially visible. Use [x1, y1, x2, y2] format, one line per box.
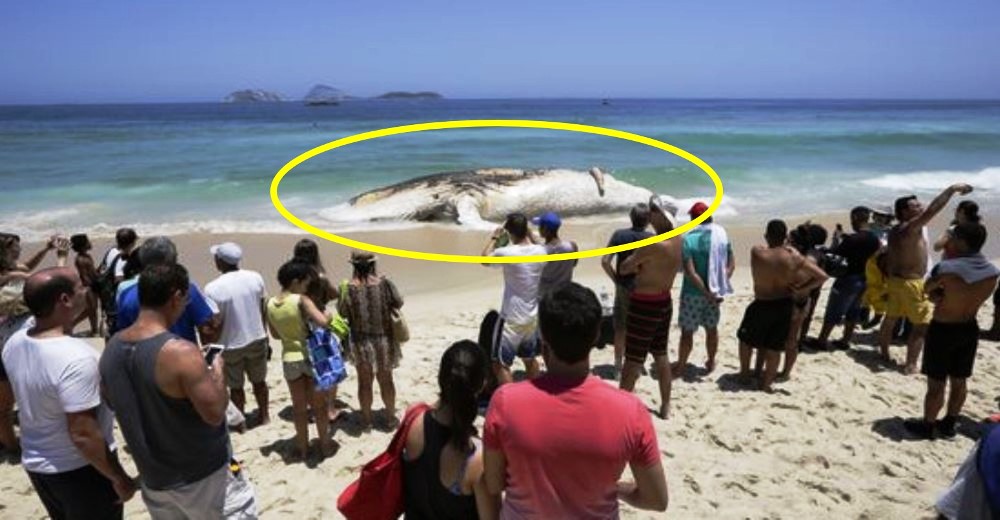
[933, 254, 1000, 284]
[707, 223, 733, 298]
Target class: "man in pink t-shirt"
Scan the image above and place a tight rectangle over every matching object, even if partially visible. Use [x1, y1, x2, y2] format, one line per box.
[483, 282, 668, 519]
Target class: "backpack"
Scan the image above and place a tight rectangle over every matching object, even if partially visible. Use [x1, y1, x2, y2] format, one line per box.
[94, 250, 123, 334]
[477, 310, 502, 403]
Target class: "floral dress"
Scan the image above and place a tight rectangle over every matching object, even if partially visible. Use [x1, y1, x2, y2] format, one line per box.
[337, 276, 403, 372]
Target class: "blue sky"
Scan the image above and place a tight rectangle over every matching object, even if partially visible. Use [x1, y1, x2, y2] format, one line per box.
[2, 0, 999, 104]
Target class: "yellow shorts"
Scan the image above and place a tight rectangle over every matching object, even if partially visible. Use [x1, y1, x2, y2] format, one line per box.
[885, 277, 933, 325]
[863, 256, 888, 314]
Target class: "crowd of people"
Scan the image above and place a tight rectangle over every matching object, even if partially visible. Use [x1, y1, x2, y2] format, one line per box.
[0, 179, 998, 518]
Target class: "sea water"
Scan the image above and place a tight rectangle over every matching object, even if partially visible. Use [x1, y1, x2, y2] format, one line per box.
[1, 99, 998, 241]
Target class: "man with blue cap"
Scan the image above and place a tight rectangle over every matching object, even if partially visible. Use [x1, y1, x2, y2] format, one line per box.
[533, 212, 579, 298]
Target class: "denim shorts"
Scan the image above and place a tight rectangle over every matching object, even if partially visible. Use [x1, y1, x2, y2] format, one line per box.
[823, 274, 867, 325]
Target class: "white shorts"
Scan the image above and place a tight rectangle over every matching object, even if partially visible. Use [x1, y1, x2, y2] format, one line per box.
[141, 462, 258, 519]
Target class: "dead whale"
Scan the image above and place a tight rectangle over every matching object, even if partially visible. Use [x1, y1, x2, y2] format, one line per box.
[322, 168, 654, 226]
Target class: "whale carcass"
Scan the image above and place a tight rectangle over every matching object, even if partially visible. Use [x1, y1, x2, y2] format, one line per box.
[323, 168, 655, 226]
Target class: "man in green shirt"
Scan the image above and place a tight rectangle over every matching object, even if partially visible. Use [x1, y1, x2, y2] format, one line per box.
[673, 202, 734, 377]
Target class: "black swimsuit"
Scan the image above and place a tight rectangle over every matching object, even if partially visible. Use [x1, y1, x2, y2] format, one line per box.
[402, 412, 479, 520]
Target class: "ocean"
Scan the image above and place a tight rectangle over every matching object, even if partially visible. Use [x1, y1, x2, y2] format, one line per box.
[1, 99, 998, 242]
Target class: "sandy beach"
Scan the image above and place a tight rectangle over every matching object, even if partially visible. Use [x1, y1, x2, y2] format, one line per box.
[2, 215, 999, 519]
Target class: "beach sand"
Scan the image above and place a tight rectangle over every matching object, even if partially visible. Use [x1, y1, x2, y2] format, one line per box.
[2, 216, 999, 519]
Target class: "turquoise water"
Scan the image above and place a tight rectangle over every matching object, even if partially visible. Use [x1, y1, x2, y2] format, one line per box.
[1, 99, 998, 241]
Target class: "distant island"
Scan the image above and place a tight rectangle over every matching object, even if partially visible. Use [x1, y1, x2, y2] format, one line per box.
[223, 89, 285, 103]
[304, 84, 345, 106]
[223, 87, 443, 104]
[375, 91, 443, 100]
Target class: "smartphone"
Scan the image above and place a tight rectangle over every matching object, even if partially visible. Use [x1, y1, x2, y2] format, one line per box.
[204, 345, 224, 365]
[494, 231, 510, 248]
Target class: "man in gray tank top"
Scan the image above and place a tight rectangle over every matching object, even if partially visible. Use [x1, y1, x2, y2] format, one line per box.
[100, 264, 258, 519]
[534, 212, 579, 298]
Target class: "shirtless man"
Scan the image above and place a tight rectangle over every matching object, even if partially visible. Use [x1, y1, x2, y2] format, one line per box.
[904, 222, 999, 439]
[879, 184, 973, 375]
[737, 220, 827, 392]
[619, 195, 681, 419]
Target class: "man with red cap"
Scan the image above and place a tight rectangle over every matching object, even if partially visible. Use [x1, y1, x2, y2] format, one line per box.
[673, 201, 734, 377]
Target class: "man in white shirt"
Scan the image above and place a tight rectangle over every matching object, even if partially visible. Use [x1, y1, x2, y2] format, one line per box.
[482, 213, 548, 385]
[3, 267, 135, 519]
[203, 242, 271, 426]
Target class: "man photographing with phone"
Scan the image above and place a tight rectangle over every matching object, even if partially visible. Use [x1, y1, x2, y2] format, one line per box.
[100, 264, 258, 518]
[482, 213, 548, 387]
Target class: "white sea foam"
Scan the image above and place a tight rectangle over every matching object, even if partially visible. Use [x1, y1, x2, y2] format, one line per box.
[860, 167, 1000, 192]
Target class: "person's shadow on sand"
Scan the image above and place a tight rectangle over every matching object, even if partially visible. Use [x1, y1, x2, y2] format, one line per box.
[846, 348, 897, 374]
[715, 372, 791, 395]
[259, 437, 341, 468]
[872, 416, 981, 442]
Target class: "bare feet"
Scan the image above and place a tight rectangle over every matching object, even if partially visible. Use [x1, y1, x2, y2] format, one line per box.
[381, 411, 400, 430]
[293, 445, 308, 462]
[776, 371, 790, 383]
[257, 414, 271, 427]
[659, 403, 670, 420]
[704, 359, 716, 374]
[669, 362, 684, 379]
[903, 363, 919, 375]
[319, 440, 336, 458]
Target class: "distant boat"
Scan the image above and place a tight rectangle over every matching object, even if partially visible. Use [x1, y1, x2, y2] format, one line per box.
[601, 98, 611, 106]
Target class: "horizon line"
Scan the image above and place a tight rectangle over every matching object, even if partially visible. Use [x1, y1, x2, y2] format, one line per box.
[3, 96, 1000, 108]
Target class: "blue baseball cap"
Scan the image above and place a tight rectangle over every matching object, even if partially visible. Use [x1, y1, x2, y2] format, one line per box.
[531, 212, 562, 231]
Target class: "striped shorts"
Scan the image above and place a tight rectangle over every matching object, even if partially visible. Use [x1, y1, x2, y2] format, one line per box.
[625, 292, 672, 363]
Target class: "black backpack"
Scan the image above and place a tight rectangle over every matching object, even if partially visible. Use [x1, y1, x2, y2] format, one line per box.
[477, 310, 503, 403]
[94, 250, 123, 331]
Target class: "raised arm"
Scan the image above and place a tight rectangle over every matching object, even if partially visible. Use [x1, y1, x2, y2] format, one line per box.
[482, 227, 504, 258]
[21, 237, 56, 271]
[907, 183, 973, 230]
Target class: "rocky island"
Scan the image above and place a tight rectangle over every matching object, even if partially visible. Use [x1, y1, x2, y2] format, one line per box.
[303, 84, 345, 106]
[223, 89, 285, 103]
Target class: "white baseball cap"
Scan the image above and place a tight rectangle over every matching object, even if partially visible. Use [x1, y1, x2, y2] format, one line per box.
[210, 242, 242, 266]
[649, 195, 679, 230]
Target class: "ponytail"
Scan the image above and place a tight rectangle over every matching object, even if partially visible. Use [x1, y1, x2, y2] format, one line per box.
[438, 340, 487, 452]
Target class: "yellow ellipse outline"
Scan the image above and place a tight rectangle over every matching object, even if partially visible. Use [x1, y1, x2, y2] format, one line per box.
[270, 120, 723, 264]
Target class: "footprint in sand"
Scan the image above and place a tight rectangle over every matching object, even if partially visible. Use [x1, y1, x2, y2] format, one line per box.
[683, 474, 702, 494]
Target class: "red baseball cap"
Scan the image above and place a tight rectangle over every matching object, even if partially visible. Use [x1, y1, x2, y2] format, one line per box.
[688, 201, 709, 218]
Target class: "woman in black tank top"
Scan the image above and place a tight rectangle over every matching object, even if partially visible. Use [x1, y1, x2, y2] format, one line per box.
[401, 341, 495, 519]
